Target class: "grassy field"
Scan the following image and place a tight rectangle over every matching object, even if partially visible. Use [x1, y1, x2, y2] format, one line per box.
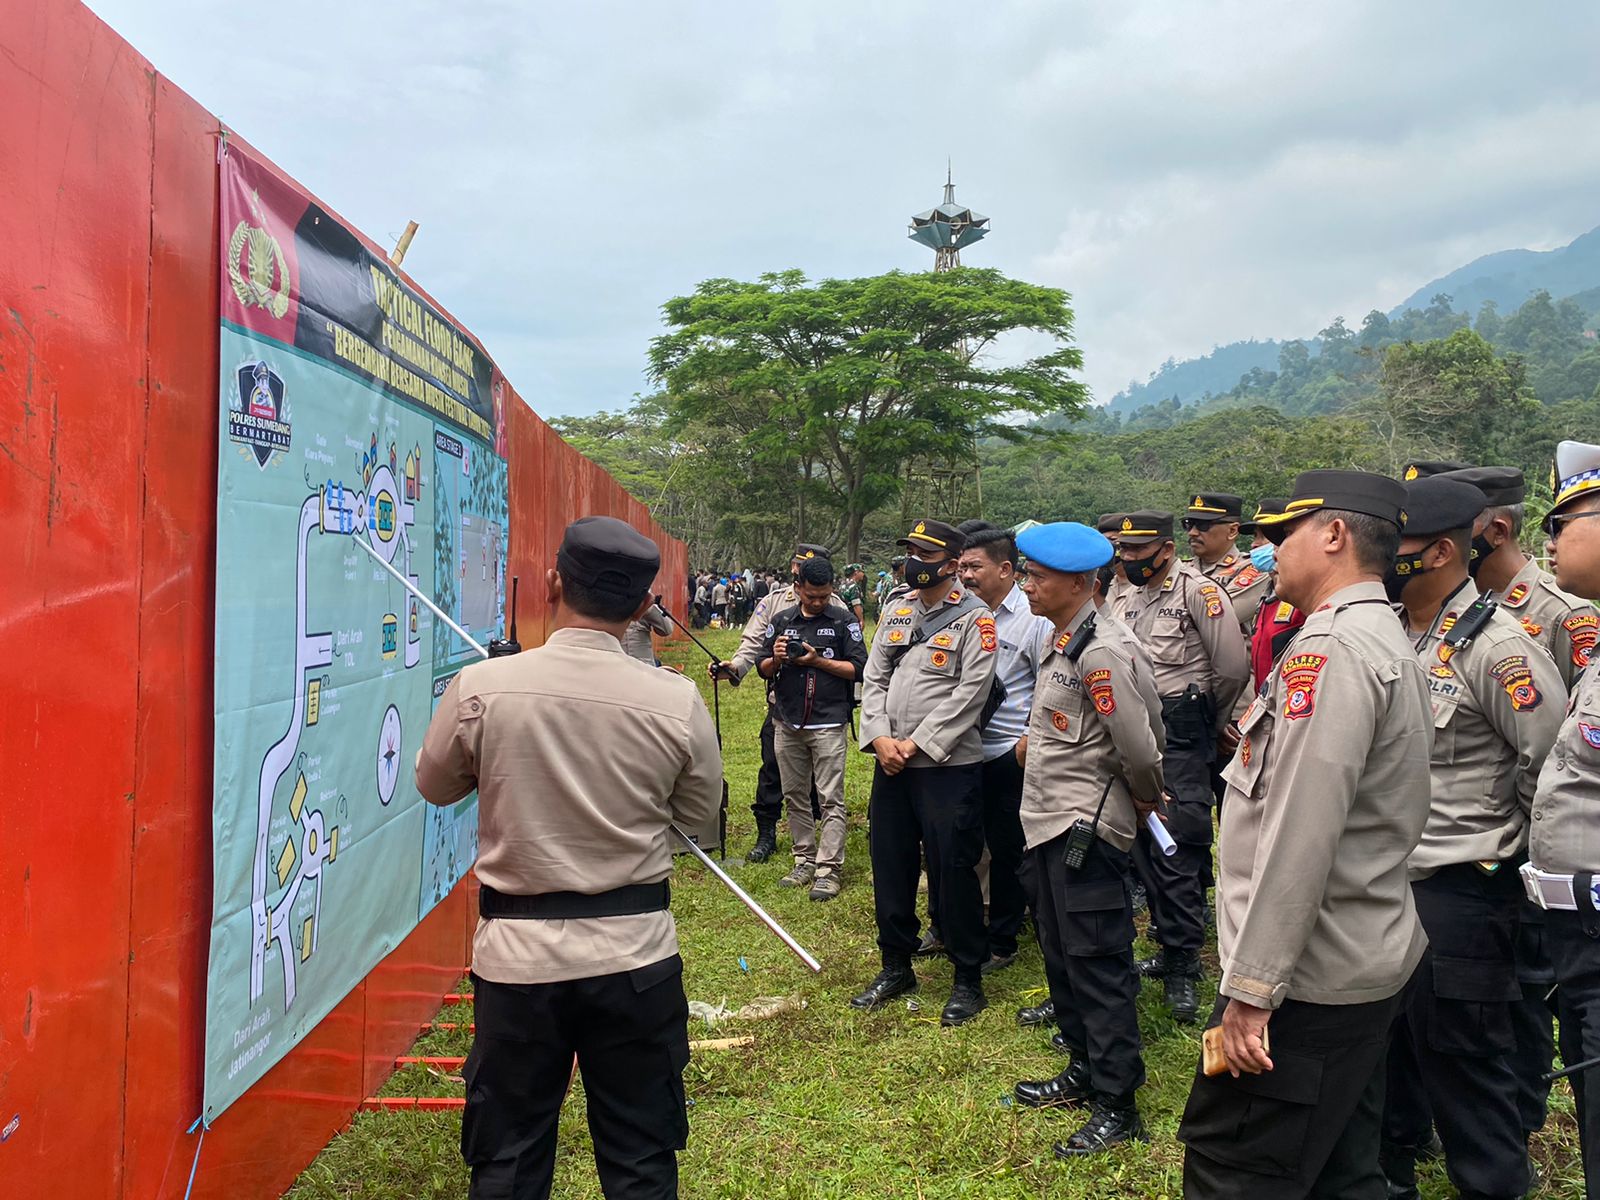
[288, 625, 1584, 1198]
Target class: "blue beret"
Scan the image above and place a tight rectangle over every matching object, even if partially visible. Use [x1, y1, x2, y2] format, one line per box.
[1015, 522, 1114, 573]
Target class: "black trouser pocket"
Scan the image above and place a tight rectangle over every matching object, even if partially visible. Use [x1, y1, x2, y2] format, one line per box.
[1166, 799, 1214, 846]
[1424, 954, 1518, 1056]
[1181, 1050, 1324, 1178]
[631, 957, 691, 1148]
[1059, 878, 1132, 957]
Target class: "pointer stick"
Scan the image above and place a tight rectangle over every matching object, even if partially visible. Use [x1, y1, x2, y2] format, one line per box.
[353, 536, 821, 972]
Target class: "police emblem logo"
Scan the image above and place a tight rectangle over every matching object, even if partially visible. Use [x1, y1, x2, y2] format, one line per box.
[887, 629, 905, 643]
[1579, 722, 1600, 749]
[1437, 643, 1456, 665]
[1280, 652, 1328, 720]
[1121, 517, 1133, 532]
[914, 521, 927, 535]
[930, 649, 950, 668]
[894, 607, 913, 617]
[1193, 495, 1205, 508]
[931, 632, 955, 648]
[1200, 585, 1224, 620]
[1084, 668, 1116, 715]
[1051, 710, 1070, 732]
[1520, 617, 1544, 638]
[1404, 465, 1420, 481]
[1430, 664, 1456, 679]
[229, 359, 293, 467]
[975, 615, 998, 653]
[1490, 654, 1542, 711]
[1240, 737, 1252, 768]
[227, 202, 291, 319]
[1564, 612, 1598, 667]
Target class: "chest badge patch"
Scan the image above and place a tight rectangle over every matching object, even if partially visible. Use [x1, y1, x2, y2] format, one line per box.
[1579, 722, 1600, 748]
[929, 649, 949, 668]
[1520, 617, 1544, 638]
[894, 607, 913, 617]
[931, 632, 955, 648]
[887, 629, 905, 644]
[1083, 667, 1116, 715]
[1240, 737, 1252, 768]
[1051, 710, 1070, 732]
[1280, 652, 1328, 720]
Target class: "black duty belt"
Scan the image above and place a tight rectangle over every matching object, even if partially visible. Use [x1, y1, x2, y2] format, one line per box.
[479, 880, 670, 920]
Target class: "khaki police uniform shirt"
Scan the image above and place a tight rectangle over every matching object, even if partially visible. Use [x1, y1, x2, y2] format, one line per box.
[1531, 661, 1600, 873]
[1223, 562, 1273, 637]
[1492, 555, 1598, 692]
[1121, 559, 1250, 722]
[1106, 573, 1136, 621]
[728, 583, 800, 683]
[415, 627, 723, 984]
[1217, 581, 1433, 1009]
[860, 579, 998, 767]
[1407, 590, 1564, 878]
[1021, 603, 1165, 853]
[1198, 550, 1245, 584]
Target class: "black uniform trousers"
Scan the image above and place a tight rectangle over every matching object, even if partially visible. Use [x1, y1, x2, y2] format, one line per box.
[1180, 988, 1404, 1200]
[753, 711, 819, 828]
[1548, 903, 1600, 1200]
[461, 958, 690, 1200]
[1510, 899, 1558, 1138]
[1022, 831, 1144, 1103]
[980, 750, 1028, 959]
[868, 761, 986, 982]
[1381, 864, 1529, 1199]
[1133, 694, 1215, 957]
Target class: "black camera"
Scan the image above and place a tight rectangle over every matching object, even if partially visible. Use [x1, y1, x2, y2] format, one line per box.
[1062, 818, 1097, 870]
[785, 637, 809, 660]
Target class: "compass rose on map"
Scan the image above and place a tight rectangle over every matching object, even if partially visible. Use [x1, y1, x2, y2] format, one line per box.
[376, 704, 402, 806]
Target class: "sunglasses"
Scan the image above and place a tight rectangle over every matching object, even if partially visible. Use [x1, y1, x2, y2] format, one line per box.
[1180, 518, 1225, 532]
[1544, 509, 1600, 539]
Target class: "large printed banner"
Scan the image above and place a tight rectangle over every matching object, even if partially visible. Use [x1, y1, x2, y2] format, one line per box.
[204, 144, 508, 1119]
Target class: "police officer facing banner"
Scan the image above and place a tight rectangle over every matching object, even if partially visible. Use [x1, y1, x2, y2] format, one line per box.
[711, 542, 831, 862]
[853, 519, 999, 1026]
[416, 516, 723, 1200]
[1009, 522, 1166, 1157]
[1523, 439, 1600, 1198]
[1379, 477, 1563, 1200]
[1117, 510, 1249, 1023]
[1178, 470, 1432, 1200]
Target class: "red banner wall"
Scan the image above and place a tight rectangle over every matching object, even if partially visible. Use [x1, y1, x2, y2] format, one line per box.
[0, 1, 687, 1195]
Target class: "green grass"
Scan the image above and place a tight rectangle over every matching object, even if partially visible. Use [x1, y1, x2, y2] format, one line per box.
[288, 626, 1584, 1198]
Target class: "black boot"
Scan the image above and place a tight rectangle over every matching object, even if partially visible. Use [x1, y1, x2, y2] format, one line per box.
[849, 964, 918, 1010]
[941, 980, 988, 1027]
[1050, 1032, 1071, 1056]
[1164, 950, 1201, 1024]
[1378, 1140, 1420, 1200]
[913, 925, 944, 958]
[746, 821, 778, 863]
[1053, 1103, 1148, 1157]
[1017, 999, 1055, 1028]
[1136, 948, 1168, 979]
[1014, 1059, 1091, 1109]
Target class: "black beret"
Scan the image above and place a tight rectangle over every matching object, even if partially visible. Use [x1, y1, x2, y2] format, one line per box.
[1115, 511, 1174, 546]
[1401, 477, 1488, 537]
[557, 516, 660, 599]
[897, 519, 966, 554]
[1438, 465, 1526, 507]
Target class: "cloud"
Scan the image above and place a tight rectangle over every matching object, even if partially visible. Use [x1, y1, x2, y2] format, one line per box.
[87, 0, 1600, 412]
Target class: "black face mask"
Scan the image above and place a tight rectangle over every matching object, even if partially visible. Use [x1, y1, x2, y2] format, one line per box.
[903, 553, 948, 590]
[1122, 548, 1167, 588]
[1467, 534, 1495, 578]
[1383, 541, 1441, 603]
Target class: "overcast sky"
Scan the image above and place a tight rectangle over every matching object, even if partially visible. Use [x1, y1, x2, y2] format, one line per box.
[90, 0, 1600, 416]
